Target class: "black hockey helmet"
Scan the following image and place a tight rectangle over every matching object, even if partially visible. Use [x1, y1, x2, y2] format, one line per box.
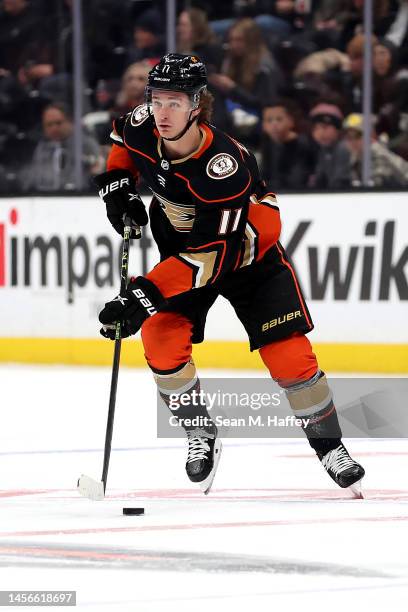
[146, 53, 207, 109]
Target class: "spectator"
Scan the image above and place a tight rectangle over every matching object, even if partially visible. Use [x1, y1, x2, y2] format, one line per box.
[308, 102, 351, 188]
[311, 0, 348, 50]
[208, 1, 293, 44]
[209, 18, 284, 144]
[23, 102, 104, 192]
[126, 8, 165, 65]
[83, 61, 151, 146]
[0, 0, 52, 75]
[0, 0, 74, 125]
[337, 0, 395, 50]
[272, 0, 313, 32]
[340, 33, 379, 113]
[260, 99, 314, 190]
[0, 0, 70, 105]
[293, 46, 351, 107]
[177, 7, 223, 72]
[176, 7, 232, 132]
[0, 68, 29, 129]
[389, 110, 408, 160]
[294, 47, 350, 78]
[310, 0, 395, 51]
[342, 112, 408, 187]
[371, 39, 408, 137]
[115, 60, 151, 114]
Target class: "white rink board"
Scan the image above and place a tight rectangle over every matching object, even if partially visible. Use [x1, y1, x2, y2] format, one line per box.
[0, 192, 407, 342]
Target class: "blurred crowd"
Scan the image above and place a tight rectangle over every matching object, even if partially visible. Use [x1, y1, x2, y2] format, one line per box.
[1, 0, 408, 193]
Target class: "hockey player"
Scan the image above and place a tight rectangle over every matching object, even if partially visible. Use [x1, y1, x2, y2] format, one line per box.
[95, 54, 365, 495]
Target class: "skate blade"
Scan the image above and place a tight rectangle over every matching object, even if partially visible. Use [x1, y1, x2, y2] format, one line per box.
[77, 474, 105, 501]
[200, 440, 222, 495]
[349, 478, 364, 499]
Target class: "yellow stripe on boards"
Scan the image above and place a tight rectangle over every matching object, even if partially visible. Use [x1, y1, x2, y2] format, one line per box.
[0, 338, 407, 373]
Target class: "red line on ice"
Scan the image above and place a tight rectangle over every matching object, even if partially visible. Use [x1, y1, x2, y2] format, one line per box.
[2, 487, 408, 501]
[106, 487, 408, 501]
[1, 515, 408, 539]
[0, 489, 57, 498]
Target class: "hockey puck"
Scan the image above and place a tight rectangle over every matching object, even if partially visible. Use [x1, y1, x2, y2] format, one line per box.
[123, 507, 144, 516]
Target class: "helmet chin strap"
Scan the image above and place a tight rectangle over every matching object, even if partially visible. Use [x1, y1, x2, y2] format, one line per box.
[161, 110, 198, 142]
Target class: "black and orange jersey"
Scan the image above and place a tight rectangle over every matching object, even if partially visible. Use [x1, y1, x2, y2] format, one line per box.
[107, 104, 281, 299]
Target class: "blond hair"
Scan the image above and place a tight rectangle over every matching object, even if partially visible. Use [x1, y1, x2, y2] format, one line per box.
[223, 18, 269, 91]
[189, 8, 217, 46]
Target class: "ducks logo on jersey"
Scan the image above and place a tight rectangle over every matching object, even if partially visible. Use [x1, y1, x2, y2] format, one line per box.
[130, 104, 150, 127]
[206, 153, 238, 180]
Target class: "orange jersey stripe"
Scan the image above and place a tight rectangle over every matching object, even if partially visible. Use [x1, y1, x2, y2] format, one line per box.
[192, 123, 214, 159]
[247, 203, 281, 260]
[146, 257, 194, 298]
[107, 144, 140, 176]
[174, 172, 251, 203]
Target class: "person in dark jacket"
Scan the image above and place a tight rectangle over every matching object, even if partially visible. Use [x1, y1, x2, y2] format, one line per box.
[260, 99, 314, 190]
[125, 8, 165, 66]
[308, 102, 351, 189]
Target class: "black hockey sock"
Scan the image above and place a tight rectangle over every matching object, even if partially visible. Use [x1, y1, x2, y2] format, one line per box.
[302, 403, 342, 454]
[284, 370, 342, 455]
[152, 360, 216, 436]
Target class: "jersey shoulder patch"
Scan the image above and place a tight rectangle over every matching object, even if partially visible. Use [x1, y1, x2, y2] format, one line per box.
[130, 104, 150, 127]
[187, 159, 250, 204]
[206, 153, 238, 180]
[110, 113, 130, 146]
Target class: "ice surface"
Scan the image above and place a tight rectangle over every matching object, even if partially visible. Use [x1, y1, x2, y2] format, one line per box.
[0, 364, 407, 611]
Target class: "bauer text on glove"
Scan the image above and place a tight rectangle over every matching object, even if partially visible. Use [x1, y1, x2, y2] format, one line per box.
[94, 169, 148, 238]
[98, 277, 166, 339]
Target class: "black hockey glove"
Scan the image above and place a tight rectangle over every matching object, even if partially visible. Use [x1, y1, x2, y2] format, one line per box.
[99, 276, 165, 339]
[94, 169, 148, 238]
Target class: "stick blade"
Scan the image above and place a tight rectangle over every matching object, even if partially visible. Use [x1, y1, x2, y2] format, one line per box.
[77, 474, 105, 501]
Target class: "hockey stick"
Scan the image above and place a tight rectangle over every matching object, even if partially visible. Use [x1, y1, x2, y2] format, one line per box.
[77, 216, 139, 500]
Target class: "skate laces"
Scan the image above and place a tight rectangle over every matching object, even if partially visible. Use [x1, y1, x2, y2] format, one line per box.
[186, 429, 212, 463]
[321, 445, 356, 476]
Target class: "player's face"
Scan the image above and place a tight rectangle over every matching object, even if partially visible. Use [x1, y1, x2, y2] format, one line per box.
[151, 91, 195, 138]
